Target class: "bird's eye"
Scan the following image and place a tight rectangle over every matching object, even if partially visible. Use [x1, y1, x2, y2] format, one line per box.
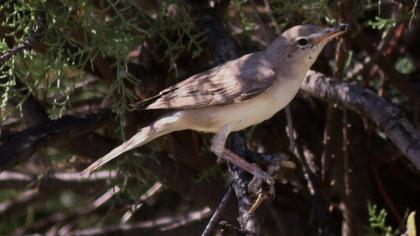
[297, 38, 309, 47]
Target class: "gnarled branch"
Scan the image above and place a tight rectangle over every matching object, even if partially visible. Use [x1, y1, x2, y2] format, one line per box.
[302, 70, 420, 171]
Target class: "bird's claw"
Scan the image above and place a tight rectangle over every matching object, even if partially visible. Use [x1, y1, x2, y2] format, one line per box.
[247, 167, 276, 214]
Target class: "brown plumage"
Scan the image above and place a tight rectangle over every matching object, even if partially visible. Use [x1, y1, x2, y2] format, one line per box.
[132, 52, 276, 109]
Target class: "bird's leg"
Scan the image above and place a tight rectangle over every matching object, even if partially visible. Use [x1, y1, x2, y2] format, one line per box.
[221, 149, 274, 184]
[211, 125, 275, 197]
[221, 149, 275, 214]
[210, 124, 233, 157]
[211, 125, 276, 213]
[211, 125, 274, 182]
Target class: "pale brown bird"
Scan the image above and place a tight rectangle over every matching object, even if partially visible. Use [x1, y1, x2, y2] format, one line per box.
[82, 24, 349, 177]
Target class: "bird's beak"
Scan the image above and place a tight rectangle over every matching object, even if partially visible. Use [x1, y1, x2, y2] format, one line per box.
[314, 23, 350, 44]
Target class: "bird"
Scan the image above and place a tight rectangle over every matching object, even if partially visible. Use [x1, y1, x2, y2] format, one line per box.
[81, 23, 349, 177]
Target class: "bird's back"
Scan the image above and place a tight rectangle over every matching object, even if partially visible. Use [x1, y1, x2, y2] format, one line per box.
[132, 51, 278, 110]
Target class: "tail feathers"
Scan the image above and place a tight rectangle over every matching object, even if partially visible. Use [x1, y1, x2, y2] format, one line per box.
[81, 114, 182, 175]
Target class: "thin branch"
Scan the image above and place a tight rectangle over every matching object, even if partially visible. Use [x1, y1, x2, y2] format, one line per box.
[12, 185, 121, 236]
[0, 170, 119, 190]
[249, 0, 270, 45]
[350, 30, 419, 104]
[160, 207, 211, 231]
[72, 207, 211, 236]
[0, 11, 46, 63]
[121, 182, 164, 222]
[287, 89, 330, 234]
[371, 163, 403, 225]
[262, 0, 280, 33]
[0, 188, 44, 217]
[140, 154, 238, 223]
[202, 186, 234, 236]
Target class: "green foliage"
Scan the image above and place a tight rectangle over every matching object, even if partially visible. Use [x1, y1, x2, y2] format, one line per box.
[395, 57, 415, 75]
[367, 203, 400, 236]
[0, 0, 206, 138]
[368, 16, 399, 31]
[110, 60, 138, 138]
[0, 57, 17, 110]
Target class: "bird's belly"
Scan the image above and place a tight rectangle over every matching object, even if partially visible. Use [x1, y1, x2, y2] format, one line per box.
[222, 99, 281, 130]
[181, 77, 302, 133]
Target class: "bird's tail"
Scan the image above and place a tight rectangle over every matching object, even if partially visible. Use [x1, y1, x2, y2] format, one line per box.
[81, 113, 183, 175]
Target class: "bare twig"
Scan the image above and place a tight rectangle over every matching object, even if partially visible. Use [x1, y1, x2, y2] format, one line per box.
[202, 186, 234, 236]
[140, 154, 238, 223]
[12, 185, 121, 236]
[121, 182, 164, 222]
[285, 106, 296, 151]
[332, 40, 358, 236]
[262, 0, 280, 33]
[0, 170, 119, 190]
[0, 188, 44, 217]
[72, 207, 211, 236]
[371, 163, 403, 225]
[160, 207, 211, 231]
[321, 105, 343, 183]
[286, 91, 330, 235]
[249, 0, 270, 45]
[350, 30, 419, 104]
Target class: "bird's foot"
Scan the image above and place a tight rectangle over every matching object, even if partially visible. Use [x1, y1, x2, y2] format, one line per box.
[217, 149, 275, 213]
[247, 165, 275, 214]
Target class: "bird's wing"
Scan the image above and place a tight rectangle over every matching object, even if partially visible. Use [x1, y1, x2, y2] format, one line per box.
[133, 53, 276, 110]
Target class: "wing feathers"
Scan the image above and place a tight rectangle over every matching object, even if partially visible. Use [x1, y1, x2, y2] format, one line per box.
[133, 52, 276, 110]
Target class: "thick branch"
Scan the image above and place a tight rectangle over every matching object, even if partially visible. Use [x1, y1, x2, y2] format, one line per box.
[302, 70, 420, 171]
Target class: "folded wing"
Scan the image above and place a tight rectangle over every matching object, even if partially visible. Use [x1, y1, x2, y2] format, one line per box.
[133, 52, 276, 110]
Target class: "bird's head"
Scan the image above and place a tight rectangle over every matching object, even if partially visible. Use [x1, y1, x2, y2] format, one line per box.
[266, 23, 349, 73]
